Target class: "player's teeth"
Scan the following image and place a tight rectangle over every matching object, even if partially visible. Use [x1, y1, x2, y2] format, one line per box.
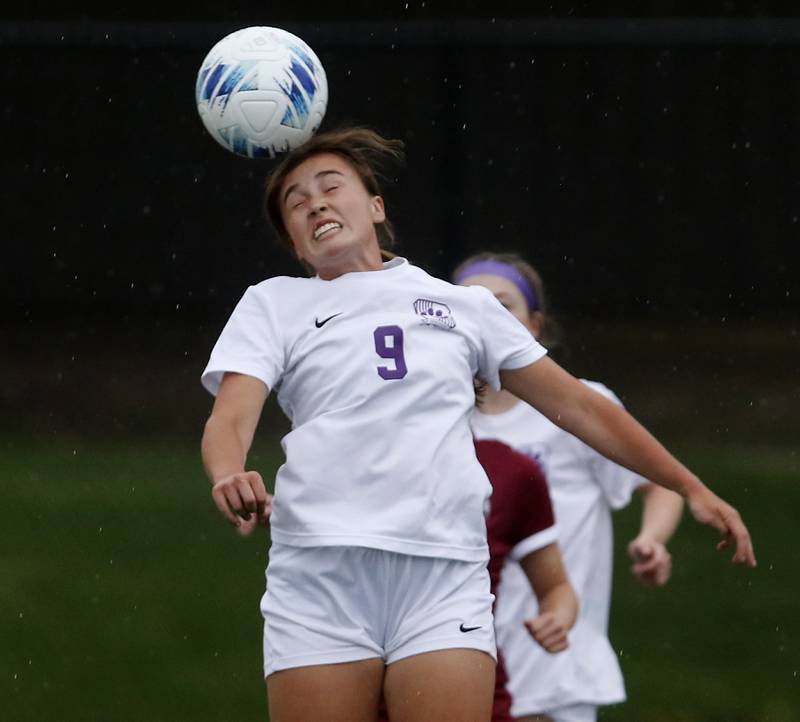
[314, 223, 340, 239]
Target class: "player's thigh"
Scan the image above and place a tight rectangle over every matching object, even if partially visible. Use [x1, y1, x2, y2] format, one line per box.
[267, 657, 385, 722]
[383, 648, 495, 722]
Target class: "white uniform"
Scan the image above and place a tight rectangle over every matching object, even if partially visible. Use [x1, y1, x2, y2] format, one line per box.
[201, 257, 546, 674]
[470, 382, 646, 720]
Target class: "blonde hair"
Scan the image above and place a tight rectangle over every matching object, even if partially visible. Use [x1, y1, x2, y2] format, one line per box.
[264, 127, 404, 262]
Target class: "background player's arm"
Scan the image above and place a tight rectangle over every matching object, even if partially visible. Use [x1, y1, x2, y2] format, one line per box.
[201, 372, 272, 528]
[500, 357, 756, 567]
[628, 484, 684, 587]
[518, 544, 578, 653]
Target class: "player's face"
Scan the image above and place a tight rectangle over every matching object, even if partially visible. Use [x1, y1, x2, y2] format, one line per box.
[460, 274, 542, 337]
[280, 152, 386, 278]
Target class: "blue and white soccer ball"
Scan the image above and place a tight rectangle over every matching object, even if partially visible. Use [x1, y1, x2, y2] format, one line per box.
[195, 26, 328, 159]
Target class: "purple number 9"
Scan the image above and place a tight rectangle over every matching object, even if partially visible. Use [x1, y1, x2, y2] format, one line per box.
[373, 325, 407, 380]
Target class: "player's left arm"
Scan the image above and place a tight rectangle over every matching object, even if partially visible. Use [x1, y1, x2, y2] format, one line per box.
[500, 357, 756, 567]
[519, 545, 578, 653]
[628, 483, 684, 587]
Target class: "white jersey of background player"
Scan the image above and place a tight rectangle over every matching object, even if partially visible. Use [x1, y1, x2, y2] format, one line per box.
[456, 253, 686, 722]
[200, 129, 755, 722]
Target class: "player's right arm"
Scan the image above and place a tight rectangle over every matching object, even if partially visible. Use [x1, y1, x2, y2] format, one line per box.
[201, 372, 271, 529]
[518, 545, 578, 654]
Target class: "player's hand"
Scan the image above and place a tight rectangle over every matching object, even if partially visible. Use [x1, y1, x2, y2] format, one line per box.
[211, 471, 271, 529]
[235, 493, 274, 537]
[687, 486, 756, 567]
[627, 536, 672, 587]
[524, 612, 569, 653]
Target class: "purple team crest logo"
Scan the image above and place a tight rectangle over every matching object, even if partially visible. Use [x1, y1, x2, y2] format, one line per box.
[414, 299, 456, 329]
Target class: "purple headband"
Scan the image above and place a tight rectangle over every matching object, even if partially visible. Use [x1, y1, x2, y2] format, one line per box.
[455, 260, 539, 311]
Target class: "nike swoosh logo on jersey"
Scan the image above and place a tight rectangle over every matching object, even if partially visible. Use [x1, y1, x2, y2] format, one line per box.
[459, 623, 481, 633]
[315, 313, 343, 328]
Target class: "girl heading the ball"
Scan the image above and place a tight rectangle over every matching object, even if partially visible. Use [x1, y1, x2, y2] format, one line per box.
[200, 127, 755, 722]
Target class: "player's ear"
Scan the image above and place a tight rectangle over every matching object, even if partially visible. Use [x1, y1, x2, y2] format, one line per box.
[528, 311, 544, 339]
[370, 195, 386, 223]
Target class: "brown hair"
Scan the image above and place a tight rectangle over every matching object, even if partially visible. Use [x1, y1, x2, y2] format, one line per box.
[452, 251, 558, 349]
[264, 127, 404, 261]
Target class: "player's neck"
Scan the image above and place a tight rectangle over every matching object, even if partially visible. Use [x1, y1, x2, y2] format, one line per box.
[315, 240, 385, 280]
[477, 387, 520, 415]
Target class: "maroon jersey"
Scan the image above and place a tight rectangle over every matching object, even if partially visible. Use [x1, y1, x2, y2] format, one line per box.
[378, 439, 555, 722]
[476, 439, 556, 722]
[477, 439, 556, 595]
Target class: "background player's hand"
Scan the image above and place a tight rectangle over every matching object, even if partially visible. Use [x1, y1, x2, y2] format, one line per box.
[687, 485, 756, 567]
[524, 611, 570, 653]
[627, 536, 672, 586]
[211, 471, 271, 529]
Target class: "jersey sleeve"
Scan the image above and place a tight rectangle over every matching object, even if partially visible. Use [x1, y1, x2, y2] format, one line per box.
[474, 287, 547, 390]
[507, 454, 559, 562]
[581, 380, 649, 509]
[201, 283, 285, 396]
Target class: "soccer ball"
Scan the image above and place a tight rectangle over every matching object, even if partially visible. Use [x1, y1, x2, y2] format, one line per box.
[195, 26, 328, 159]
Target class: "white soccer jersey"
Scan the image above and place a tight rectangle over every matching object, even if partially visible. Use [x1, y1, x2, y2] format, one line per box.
[470, 382, 647, 713]
[202, 258, 546, 562]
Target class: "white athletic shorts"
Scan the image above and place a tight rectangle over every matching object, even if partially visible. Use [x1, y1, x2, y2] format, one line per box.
[540, 703, 597, 722]
[260, 543, 496, 678]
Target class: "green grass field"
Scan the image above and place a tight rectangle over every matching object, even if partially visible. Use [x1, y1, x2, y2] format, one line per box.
[2, 438, 797, 721]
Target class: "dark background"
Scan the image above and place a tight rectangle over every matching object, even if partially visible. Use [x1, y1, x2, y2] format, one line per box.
[4, 3, 799, 442]
[4, 2, 800, 326]
[2, 5, 799, 722]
